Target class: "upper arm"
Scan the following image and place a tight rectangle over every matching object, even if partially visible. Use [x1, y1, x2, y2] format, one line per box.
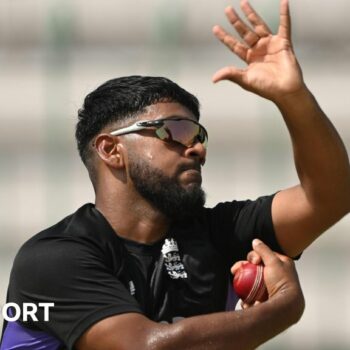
[207, 195, 282, 262]
[272, 185, 339, 257]
[75, 313, 169, 350]
[9, 238, 142, 348]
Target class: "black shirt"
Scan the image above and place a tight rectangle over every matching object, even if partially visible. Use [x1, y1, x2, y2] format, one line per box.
[2, 195, 282, 350]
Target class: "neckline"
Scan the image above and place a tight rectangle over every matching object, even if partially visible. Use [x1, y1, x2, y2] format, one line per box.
[122, 237, 165, 256]
[89, 204, 168, 254]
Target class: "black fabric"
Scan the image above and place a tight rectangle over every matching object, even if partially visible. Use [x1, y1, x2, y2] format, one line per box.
[5, 195, 282, 349]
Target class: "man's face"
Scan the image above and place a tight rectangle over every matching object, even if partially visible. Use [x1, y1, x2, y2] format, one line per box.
[124, 102, 207, 221]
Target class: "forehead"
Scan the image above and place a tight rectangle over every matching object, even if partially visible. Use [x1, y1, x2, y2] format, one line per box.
[138, 102, 197, 122]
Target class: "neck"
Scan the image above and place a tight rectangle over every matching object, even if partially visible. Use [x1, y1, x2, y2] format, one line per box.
[95, 187, 170, 245]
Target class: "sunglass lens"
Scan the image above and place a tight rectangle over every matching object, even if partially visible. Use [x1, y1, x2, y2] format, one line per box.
[158, 120, 207, 148]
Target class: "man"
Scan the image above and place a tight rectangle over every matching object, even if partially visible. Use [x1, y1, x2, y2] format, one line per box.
[1, 1, 349, 349]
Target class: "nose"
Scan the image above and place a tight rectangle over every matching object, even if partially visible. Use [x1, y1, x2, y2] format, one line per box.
[184, 141, 207, 166]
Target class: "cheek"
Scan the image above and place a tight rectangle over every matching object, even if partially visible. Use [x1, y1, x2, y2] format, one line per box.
[146, 151, 154, 161]
[148, 151, 179, 175]
[137, 139, 182, 173]
[147, 151, 172, 168]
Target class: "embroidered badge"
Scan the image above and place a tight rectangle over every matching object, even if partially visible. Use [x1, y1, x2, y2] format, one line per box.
[161, 238, 188, 279]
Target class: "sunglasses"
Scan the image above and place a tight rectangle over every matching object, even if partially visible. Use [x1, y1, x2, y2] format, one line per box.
[110, 117, 208, 149]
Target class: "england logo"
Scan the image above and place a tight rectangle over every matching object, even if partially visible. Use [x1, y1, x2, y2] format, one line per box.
[161, 238, 188, 279]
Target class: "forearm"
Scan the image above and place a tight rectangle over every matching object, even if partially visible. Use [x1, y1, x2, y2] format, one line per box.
[77, 295, 303, 350]
[150, 291, 304, 350]
[77, 289, 304, 350]
[76, 241, 304, 350]
[275, 86, 350, 213]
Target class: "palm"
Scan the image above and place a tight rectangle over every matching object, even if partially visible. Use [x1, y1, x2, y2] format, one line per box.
[213, 0, 304, 102]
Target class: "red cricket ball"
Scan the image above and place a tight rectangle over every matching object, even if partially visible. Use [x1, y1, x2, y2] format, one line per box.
[233, 262, 268, 305]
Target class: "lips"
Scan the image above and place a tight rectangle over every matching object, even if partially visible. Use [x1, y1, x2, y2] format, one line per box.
[178, 162, 202, 174]
[176, 162, 202, 186]
[180, 168, 202, 185]
[183, 168, 201, 176]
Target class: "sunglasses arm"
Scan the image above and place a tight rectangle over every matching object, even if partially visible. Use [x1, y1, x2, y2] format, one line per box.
[110, 122, 146, 136]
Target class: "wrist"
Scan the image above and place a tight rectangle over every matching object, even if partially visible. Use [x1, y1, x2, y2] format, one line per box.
[268, 285, 305, 324]
[273, 84, 313, 111]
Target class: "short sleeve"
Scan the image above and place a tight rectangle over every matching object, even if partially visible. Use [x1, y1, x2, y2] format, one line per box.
[8, 237, 142, 350]
[205, 194, 283, 264]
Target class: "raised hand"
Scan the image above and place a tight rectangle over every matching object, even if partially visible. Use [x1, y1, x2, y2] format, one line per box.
[212, 0, 305, 102]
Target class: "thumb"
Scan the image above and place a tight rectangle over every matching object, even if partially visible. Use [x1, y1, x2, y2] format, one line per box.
[252, 239, 277, 266]
[212, 66, 245, 84]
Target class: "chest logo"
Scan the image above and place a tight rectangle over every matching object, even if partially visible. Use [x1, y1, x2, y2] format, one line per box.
[161, 238, 188, 279]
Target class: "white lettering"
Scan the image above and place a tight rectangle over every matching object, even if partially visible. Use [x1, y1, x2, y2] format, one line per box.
[2, 303, 21, 322]
[39, 303, 55, 321]
[1, 303, 55, 322]
[23, 303, 38, 322]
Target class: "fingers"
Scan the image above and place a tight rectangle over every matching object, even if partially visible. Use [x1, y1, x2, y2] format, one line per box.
[212, 25, 248, 62]
[241, 301, 250, 309]
[240, 0, 272, 38]
[222, 1, 272, 47]
[241, 300, 261, 309]
[231, 240, 293, 278]
[224, 6, 260, 48]
[252, 239, 281, 265]
[252, 239, 294, 271]
[231, 260, 247, 275]
[278, 0, 291, 40]
[247, 250, 262, 265]
[221, 0, 290, 42]
[212, 0, 274, 67]
[230, 250, 262, 275]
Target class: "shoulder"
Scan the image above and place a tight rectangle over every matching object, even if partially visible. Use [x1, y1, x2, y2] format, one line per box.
[6, 205, 141, 349]
[11, 203, 123, 286]
[17, 203, 118, 256]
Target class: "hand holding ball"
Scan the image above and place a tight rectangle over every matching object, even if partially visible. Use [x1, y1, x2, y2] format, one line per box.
[233, 262, 268, 305]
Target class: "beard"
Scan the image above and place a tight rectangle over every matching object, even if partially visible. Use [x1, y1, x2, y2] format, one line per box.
[128, 155, 206, 222]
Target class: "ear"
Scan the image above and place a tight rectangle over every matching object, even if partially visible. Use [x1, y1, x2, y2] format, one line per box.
[93, 134, 125, 169]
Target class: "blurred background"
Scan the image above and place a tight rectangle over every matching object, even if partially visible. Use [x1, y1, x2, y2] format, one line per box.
[0, 0, 349, 348]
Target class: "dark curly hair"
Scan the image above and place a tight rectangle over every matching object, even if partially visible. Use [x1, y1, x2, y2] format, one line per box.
[75, 76, 200, 169]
